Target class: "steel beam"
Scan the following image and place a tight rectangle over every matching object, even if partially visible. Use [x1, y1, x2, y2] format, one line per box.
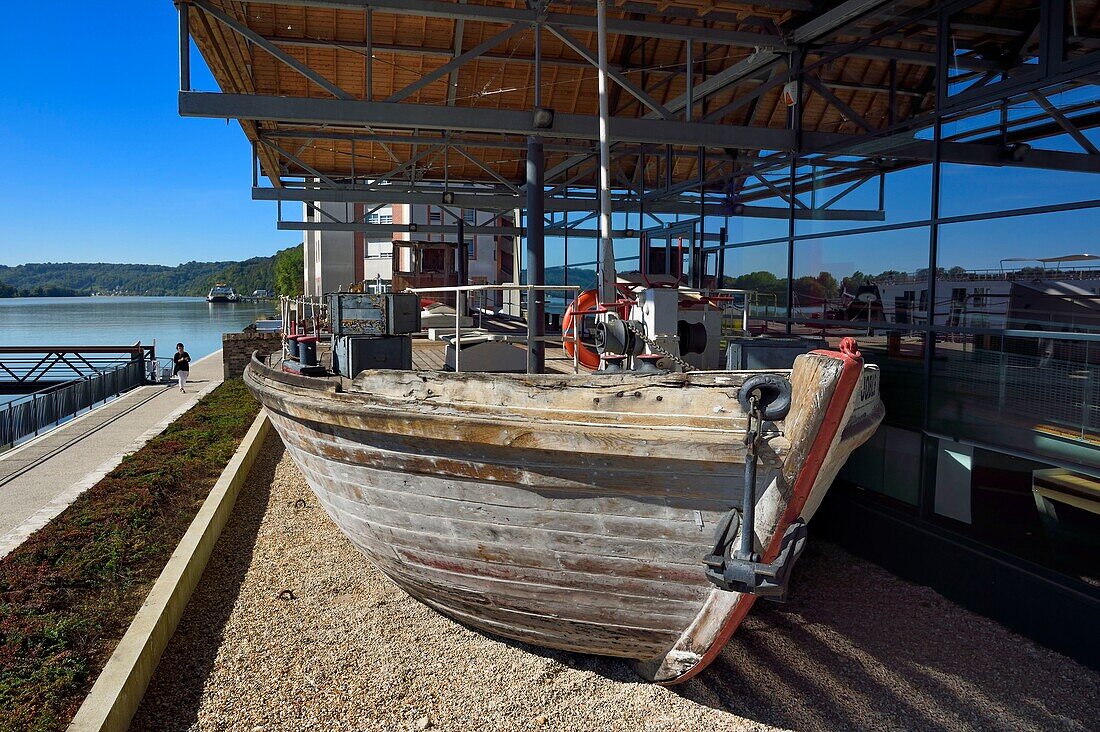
[386, 23, 529, 103]
[280, 221, 524, 235]
[527, 136, 545, 373]
[181, 92, 854, 149]
[267, 34, 622, 72]
[252, 0, 786, 48]
[789, 0, 896, 43]
[265, 190, 885, 221]
[1029, 91, 1100, 156]
[262, 127, 587, 153]
[192, 0, 354, 100]
[178, 1, 190, 92]
[652, 49, 783, 121]
[546, 24, 673, 118]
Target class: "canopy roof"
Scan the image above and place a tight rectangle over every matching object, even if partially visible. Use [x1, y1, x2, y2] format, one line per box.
[181, 0, 1100, 204]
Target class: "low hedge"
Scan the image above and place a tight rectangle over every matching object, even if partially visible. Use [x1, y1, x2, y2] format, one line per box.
[0, 381, 261, 732]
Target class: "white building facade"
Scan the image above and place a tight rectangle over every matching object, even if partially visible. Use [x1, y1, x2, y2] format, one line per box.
[303, 202, 517, 298]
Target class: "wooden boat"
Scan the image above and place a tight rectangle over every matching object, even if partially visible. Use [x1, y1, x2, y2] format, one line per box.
[244, 339, 883, 683]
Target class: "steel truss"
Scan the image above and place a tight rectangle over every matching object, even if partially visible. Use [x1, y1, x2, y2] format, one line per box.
[178, 0, 1100, 229]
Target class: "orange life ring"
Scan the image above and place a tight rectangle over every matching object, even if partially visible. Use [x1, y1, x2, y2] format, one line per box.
[562, 289, 602, 370]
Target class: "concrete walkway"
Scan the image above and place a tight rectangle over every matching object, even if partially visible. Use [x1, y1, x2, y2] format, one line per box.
[0, 351, 224, 558]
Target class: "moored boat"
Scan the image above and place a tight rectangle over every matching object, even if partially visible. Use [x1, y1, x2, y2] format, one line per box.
[245, 328, 883, 683]
[207, 283, 238, 303]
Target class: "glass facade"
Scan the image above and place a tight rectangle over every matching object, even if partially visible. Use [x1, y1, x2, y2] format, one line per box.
[538, 4, 1100, 593]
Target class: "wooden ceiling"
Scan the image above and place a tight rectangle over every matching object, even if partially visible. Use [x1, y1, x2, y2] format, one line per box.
[184, 0, 1055, 190]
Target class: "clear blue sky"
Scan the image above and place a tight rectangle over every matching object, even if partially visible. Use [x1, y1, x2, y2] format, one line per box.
[2, 4, 1097, 275]
[0, 2, 300, 267]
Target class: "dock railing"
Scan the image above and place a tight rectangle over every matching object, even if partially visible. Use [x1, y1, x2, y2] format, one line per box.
[407, 284, 582, 374]
[0, 360, 146, 449]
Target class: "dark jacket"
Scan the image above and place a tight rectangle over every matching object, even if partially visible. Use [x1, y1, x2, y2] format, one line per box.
[172, 351, 191, 374]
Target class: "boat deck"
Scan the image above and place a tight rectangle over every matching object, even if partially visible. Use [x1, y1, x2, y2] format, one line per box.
[409, 338, 579, 374]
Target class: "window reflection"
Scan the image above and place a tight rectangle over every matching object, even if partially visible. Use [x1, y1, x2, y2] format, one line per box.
[930, 334, 1099, 452]
[792, 227, 931, 325]
[946, 0, 1042, 100]
[1065, 0, 1100, 63]
[936, 209, 1100, 335]
[929, 443, 1099, 586]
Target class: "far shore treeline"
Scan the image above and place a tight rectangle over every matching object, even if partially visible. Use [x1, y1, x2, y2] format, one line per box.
[0, 244, 304, 298]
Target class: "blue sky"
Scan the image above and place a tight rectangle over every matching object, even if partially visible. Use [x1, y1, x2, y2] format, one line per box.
[0, 2, 300, 266]
[1, 4, 1097, 276]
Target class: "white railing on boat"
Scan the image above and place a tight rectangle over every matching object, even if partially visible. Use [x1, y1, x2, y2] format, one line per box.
[407, 284, 583, 374]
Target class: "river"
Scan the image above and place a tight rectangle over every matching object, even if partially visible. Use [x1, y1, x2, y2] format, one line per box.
[0, 296, 275, 363]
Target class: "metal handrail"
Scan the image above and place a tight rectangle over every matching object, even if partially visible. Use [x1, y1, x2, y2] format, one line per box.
[0, 360, 145, 448]
[407, 284, 583, 374]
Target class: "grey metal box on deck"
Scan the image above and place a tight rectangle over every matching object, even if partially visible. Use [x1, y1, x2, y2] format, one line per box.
[328, 293, 421, 336]
[332, 336, 413, 377]
[725, 336, 828, 370]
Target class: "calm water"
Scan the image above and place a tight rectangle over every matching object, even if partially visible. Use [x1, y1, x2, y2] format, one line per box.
[0, 296, 276, 362]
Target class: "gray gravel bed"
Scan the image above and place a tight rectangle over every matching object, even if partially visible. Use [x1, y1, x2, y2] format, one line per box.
[131, 434, 1099, 731]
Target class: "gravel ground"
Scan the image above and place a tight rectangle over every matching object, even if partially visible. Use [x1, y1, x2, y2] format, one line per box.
[132, 434, 1099, 732]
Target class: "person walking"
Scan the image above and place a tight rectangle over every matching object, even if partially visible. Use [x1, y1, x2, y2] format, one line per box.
[172, 342, 191, 392]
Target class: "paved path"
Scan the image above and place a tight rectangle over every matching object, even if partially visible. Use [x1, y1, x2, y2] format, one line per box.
[0, 350, 224, 558]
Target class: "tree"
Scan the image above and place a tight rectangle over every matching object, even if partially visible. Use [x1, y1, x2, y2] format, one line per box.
[841, 270, 865, 296]
[816, 271, 839, 298]
[793, 276, 828, 302]
[729, 270, 783, 294]
[274, 244, 304, 296]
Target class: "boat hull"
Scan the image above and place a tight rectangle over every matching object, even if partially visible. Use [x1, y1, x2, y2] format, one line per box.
[245, 349, 883, 682]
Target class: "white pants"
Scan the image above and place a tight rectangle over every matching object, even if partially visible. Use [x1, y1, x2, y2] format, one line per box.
[177, 370, 189, 389]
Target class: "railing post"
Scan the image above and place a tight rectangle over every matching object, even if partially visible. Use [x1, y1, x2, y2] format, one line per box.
[32, 393, 38, 437]
[1083, 340, 1092, 440]
[454, 287, 463, 374]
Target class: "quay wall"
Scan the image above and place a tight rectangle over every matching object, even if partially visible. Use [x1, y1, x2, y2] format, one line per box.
[222, 332, 281, 380]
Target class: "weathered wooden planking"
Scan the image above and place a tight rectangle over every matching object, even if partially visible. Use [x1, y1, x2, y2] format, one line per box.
[351, 368, 768, 429]
[247, 348, 883, 680]
[265, 406, 788, 510]
[275, 415, 776, 511]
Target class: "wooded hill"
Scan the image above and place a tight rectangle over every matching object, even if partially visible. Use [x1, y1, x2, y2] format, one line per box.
[0, 245, 303, 297]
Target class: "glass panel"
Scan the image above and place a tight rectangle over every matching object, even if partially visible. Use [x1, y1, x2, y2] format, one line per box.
[935, 207, 1100, 333]
[1065, 0, 1100, 63]
[939, 164, 1100, 220]
[929, 333, 1100, 455]
[721, 241, 789, 331]
[928, 443, 1099, 586]
[946, 0, 1042, 100]
[796, 163, 933, 236]
[793, 227, 931, 324]
[839, 426, 923, 507]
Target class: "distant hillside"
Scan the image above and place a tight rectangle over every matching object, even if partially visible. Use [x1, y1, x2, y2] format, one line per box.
[0, 245, 302, 297]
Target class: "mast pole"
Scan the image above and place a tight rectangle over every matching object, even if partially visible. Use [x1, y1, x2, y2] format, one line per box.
[596, 0, 616, 305]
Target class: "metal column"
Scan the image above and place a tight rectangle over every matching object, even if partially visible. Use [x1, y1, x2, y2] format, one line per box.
[178, 1, 191, 91]
[456, 216, 468, 287]
[596, 0, 617, 305]
[527, 136, 545, 374]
